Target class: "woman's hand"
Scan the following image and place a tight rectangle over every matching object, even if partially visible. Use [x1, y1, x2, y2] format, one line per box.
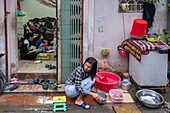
[34, 49, 41, 53]
[91, 92, 101, 100]
[27, 49, 41, 54]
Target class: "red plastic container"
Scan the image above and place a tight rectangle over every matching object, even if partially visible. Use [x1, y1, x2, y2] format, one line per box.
[130, 19, 148, 36]
[95, 72, 121, 92]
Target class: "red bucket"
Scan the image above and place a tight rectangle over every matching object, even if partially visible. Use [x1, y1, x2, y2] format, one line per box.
[130, 19, 148, 36]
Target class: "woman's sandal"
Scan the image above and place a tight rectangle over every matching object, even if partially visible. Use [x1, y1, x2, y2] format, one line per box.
[75, 102, 90, 109]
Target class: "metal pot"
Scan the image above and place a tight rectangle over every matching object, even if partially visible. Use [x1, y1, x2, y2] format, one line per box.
[136, 89, 164, 108]
[120, 79, 131, 90]
[96, 92, 107, 105]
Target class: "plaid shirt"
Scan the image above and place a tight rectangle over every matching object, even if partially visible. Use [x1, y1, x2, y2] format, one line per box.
[65, 66, 90, 94]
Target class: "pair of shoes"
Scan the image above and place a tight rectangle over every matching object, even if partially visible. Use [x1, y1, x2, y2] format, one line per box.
[75, 102, 90, 109]
[3, 83, 19, 91]
[45, 64, 56, 70]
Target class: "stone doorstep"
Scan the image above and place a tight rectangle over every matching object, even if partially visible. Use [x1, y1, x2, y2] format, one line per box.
[2, 84, 65, 94]
[11, 73, 57, 83]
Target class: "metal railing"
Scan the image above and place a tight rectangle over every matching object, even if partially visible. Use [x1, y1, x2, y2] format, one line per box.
[119, 0, 144, 13]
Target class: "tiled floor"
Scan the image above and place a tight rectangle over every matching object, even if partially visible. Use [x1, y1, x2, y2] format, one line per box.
[0, 83, 82, 105]
[1, 83, 135, 106]
[0, 84, 169, 113]
[0, 93, 96, 105]
[17, 60, 56, 74]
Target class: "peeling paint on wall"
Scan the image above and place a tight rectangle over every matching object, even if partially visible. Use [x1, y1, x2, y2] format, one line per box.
[0, 11, 3, 35]
[97, 16, 103, 32]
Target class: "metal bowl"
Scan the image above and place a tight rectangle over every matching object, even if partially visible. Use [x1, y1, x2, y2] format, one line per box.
[136, 89, 164, 108]
[96, 92, 107, 105]
[120, 79, 131, 90]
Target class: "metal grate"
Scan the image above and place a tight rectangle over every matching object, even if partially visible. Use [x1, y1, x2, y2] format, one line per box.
[119, 0, 144, 13]
[70, 0, 81, 69]
[60, 0, 82, 83]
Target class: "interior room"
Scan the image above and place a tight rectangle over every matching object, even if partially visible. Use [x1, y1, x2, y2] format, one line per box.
[17, 0, 57, 74]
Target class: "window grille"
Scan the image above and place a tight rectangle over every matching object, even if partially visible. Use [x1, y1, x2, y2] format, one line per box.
[119, 0, 144, 13]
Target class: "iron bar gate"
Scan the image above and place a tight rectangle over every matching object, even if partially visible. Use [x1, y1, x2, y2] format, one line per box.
[60, 0, 82, 83]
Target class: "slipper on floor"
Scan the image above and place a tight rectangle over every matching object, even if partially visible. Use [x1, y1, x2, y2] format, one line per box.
[10, 77, 19, 81]
[33, 79, 39, 84]
[42, 80, 51, 90]
[9, 83, 19, 91]
[75, 102, 90, 109]
[10, 80, 19, 84]
[50, 84, 58, 90]
[3, 83, 13, 91]
[10, 78, 19, 84]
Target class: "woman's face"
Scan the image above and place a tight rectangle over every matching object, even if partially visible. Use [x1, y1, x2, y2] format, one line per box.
[83, 62, 92, 73]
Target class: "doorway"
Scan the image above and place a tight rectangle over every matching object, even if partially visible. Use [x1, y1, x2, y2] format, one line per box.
[16, 0, 83, 83]
[17, 0, 57, 74]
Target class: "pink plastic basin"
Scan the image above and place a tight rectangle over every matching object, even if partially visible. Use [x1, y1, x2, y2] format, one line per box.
[109, 89, 123, 103]
[95, 72, 121, 92]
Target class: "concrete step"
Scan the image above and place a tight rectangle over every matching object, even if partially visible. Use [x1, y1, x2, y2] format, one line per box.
[11, 73, 57, 84]
[2, 84, 65, 94]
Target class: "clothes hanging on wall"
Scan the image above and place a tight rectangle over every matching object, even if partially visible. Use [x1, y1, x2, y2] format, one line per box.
[142, 2, 156, 32]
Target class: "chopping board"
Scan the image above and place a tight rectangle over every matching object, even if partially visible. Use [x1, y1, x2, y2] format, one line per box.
[98, 89, 135, 103]
[113, 104, 142, 113]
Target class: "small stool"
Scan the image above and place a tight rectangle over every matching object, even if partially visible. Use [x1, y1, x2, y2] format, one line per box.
[53, 96, 67, 112]
[53, 102, 67, 112]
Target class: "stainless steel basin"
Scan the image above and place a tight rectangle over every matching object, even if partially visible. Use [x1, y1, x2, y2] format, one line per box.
[136, 89, 164, 108]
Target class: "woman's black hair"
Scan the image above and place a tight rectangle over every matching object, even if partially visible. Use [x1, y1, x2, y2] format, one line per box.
[26, 21, 31, 28]
[82, 57, 98, 79]
[24, 32, 34, 40]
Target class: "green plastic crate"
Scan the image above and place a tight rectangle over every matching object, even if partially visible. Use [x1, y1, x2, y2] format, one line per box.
[36, 53, 50, 60]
